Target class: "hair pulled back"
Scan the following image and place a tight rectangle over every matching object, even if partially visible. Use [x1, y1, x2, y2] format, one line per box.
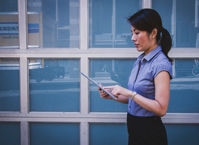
[128, 9, 172, 62]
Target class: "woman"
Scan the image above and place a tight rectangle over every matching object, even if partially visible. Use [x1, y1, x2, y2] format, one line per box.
[98, 9, 172, 145]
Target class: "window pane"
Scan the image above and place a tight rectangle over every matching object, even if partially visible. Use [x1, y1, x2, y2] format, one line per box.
[27, 0, 79, 48]
[0, 59, 20, 111]
[0, 122, 20, 145]
[153, 0, 199, 48]
[29, 59, 80, 112]
[89, 0, 141, 48]
[165, 124, 199, 145]
[89, 59, 135, 112]
[30, 123, 80, 145]
[89, 123, 128, 145]
[0, 0, 19, 49]
[169, 59, 199, 113]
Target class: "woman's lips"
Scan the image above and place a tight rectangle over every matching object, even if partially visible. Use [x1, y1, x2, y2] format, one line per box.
[134, 44, 139, 47]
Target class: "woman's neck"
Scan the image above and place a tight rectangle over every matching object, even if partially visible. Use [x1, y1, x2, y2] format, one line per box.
[144, 43, 158, 56]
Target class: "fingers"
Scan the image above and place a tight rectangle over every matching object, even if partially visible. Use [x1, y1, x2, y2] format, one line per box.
[99, 84, 128, 99]
[105, 85, 122, 96]
[98, 84, 104, 91]
[99, 84, 115, 90]
[97, 87, 102, 91]
[98, 84, 112, 99]
[99, 89, 110, 99]
[98, 84, 103, 91]
[103, 86, 115, 90]
[98, 84, 123, 99]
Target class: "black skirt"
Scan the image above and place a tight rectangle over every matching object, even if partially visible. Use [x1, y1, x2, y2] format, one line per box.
[127, 113, 168, 145]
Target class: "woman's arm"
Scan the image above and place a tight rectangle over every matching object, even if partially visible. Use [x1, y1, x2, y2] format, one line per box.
[103, 71, 170, 117]
[133, 71, 170, 117]
[112, 95, 129, 104]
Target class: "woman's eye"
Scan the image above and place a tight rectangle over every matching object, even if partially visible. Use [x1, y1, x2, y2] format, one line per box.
[135, 33, 139, 35]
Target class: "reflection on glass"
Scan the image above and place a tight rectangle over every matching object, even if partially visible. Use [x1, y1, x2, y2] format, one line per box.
[0, 59, 20, 111]
[30, 123, 80, 145]
[29, 59, 80, 112]
[89, 0, 141, 48]
[153, 0, 199, 48]
[27, 0, 79, 48]
[0, 0, 18, 48]
[169, 59, 199, 113]
[0, 123, 20, 145]
[165, 124, 199, 145]
[89, 59, 135, 112]
[90, 123, 128, 145]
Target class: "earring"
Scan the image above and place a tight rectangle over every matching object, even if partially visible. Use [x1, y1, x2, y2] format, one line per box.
[153, 36, 154, 38]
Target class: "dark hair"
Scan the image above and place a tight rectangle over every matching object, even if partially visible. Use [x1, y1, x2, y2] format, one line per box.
[128, 9, 172, 62]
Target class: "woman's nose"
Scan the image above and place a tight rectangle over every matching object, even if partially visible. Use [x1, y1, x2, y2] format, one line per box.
[131, 35, 136, 41]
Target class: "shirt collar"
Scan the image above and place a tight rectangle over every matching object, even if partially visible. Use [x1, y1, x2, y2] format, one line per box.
[137, 46, 162, 62]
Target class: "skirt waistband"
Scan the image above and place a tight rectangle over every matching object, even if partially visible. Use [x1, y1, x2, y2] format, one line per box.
[127, 112, 161, 122]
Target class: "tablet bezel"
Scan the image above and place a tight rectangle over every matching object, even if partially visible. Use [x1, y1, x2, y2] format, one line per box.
[81, 72, 117, 100]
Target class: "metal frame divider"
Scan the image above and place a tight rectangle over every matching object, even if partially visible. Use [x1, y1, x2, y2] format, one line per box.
[18, 0, 29, 145]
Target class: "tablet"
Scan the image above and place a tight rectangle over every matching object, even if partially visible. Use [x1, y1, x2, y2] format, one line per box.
[81, 72, 117, 100]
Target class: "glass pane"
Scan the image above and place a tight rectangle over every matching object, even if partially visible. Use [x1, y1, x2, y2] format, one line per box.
[29, 59, 80, 112]
[0, 0, 19, 49]
[153, 0, 199, 48]
[0, 122, 20, 145]
[165, 124, 199, 145]
[27, 0, 79, 48]
[89, 123, 128, 145]
[89, 59, 135, 112]
[169, 59, 199, 113]
[0, 59, 20, 111]
[89, 0, 141, 48]
[30, 123, 80, 145]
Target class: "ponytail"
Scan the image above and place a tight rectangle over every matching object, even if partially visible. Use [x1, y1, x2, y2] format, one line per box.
[159, 27, 173, 63]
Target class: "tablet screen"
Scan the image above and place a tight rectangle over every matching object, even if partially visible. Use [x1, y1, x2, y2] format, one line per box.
[81, 72, 117, 100]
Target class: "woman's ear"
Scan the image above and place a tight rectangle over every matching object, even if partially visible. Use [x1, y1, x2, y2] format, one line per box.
[152, 28, 158, 38]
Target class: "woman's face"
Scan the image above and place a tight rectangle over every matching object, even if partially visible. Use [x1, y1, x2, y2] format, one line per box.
[131, 26, 156, 55]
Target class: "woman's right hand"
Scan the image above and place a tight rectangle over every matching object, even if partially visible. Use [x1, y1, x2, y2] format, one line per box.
[98, 84, 113, 100]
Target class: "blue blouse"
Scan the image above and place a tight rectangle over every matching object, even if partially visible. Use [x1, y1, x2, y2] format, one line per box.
[127, 46, 172, 117]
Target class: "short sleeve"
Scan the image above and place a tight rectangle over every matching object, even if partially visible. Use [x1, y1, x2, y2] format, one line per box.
[152, 61, 173, 79]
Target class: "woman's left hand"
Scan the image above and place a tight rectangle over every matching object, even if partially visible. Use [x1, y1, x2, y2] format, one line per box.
[103, 85, 132, 98]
